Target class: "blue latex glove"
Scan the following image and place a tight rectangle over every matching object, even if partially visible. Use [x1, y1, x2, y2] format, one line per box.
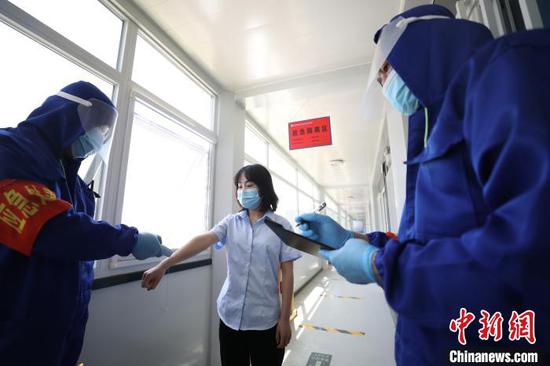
[132, 233, 173, 260]
[319, 238, 379, 284]
[295, 212, 352, 249]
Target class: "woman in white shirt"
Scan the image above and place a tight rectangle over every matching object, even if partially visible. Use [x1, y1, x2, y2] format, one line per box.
[142, 164, 302, 366]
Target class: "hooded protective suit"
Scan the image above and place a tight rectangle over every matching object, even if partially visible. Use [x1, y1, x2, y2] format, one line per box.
[369, 6, 550, 364]
[0, 81, 138, 365]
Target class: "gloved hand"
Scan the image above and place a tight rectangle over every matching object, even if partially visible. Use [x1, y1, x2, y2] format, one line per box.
[295, 213, 352, 249]
[319, 238, 379, 284]
[132, 233, 173, 260]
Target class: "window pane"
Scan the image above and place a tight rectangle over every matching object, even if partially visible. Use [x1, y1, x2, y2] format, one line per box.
[297, 171, 314, 195]
[326, 195, 338, 213]
[133, 35, 213, 129]
[298, 192, 314, 215]
[121, 101, 211, 250]
[0, 21, 112, 127]
[244, 126, 267, 165]
[9, 0, 122, 67]
[272, 176, 297, 223]
[338, 212, 345, 227]
[327, 208, 338, 221]
[269, 146, 296, 184]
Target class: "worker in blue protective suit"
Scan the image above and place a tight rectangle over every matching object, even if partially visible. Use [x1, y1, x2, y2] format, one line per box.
[296, 5, 550, 364]
[0, 81, 172, 366]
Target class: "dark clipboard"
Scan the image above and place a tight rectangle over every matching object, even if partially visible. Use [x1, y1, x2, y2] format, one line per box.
[265, 217, 332, 257]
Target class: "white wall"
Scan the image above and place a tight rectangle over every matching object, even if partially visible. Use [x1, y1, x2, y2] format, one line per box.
[81, 266, 211, 366]
[294, 254, 322, 291]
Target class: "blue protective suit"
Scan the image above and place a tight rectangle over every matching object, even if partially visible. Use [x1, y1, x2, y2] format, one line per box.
[0, 82, 138, 366]
[370, 6, 550, 364]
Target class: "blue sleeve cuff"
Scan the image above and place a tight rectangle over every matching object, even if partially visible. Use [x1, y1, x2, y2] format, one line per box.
[374, 248, 385, 286]
[367, 231, 391, 248]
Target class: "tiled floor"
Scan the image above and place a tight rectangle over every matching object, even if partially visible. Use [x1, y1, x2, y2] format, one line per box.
[283, 267, 396, 366]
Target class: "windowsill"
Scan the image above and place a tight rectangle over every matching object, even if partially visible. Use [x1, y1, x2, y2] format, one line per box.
[93, 249, 211, 279]
[92, 257, 212, 290]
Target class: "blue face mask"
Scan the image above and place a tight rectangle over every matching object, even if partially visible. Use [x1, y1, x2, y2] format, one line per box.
[237, 188, 262, 210]
[382, 70, 420, 116]
[71, 127, 104, 159]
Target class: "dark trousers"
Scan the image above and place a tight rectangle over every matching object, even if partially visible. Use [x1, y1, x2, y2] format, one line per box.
[219, 320, 284, 366]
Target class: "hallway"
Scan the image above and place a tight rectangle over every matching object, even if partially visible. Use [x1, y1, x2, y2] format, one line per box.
[284, 267, 396, 366]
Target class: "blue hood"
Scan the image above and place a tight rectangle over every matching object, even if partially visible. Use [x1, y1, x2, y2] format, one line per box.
[0, 81, 113, 181]
[375, 5, 494, 109]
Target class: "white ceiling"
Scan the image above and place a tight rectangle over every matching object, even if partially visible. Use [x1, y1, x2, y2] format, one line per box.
[130, 0, 403, 220]
[244, 65, 378, 218]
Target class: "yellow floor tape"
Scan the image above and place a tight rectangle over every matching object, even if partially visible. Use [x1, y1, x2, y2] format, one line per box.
[320, 293, 364, 300]
[290, 307, 298, 321]
[299, 323, 365, 336]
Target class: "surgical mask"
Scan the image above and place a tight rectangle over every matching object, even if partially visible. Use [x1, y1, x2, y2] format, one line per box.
[71, 127, 104, 159]
[382, 69, 420, 116]
[56, 91, 117, 163]
[237, 188, 262, 209]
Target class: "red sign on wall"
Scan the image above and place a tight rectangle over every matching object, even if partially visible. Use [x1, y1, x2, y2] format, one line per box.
[288, 116, 332, 150]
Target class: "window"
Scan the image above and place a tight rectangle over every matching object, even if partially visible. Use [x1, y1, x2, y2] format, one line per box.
[120, 101, 211, 257]
[0, 21, 113, 127]
[327, 208, 338, 221]
[298, 192, 314, 215]
[338, 212, 345, 227]
[272, 176, 298, 224]
[133, 35, 214, 129]
[269, 146, 296, 185]
[297, 171, 315, 196]
[244, 125, 268, 165]
[326, 195, 338, 213]
[498, 0, 526, 32]
[2, 0, 218, 277]
[9, 0, 122, 67]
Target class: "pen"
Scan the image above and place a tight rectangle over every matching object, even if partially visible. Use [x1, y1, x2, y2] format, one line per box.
[296, 201, 326, 227]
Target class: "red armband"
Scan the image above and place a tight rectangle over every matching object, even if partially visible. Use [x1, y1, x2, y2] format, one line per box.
[0, 180, 72, 256]
[385, 231, 398, 240]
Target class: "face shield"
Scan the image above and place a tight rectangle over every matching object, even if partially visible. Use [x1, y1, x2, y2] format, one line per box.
[362, 15, 451, 121]
[56, 91, 118, 162]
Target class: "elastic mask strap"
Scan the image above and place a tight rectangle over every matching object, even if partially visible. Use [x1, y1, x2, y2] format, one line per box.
[396, 15, 451, 29]
[424, 108, 429, 148]
[56, 91, 92, 107]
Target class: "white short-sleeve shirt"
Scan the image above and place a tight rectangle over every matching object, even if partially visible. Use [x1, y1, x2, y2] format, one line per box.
[211, 210, 302, 330]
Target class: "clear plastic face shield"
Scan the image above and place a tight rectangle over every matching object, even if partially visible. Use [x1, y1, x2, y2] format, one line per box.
[362, 15, 450, 121]
[56, 91, 118, 163]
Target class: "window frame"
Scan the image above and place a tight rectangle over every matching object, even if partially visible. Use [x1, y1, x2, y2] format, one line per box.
[108, 95, 215, 270]
[0, 0, 220, 278]
[132, 31, 216, 131]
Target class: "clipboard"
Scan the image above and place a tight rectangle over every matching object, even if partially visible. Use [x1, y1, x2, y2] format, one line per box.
[265, 217, 333, 257]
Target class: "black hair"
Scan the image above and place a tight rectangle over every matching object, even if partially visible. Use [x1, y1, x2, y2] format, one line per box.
[233, 164, 278, 212]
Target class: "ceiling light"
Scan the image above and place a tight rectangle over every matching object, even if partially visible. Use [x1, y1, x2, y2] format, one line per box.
[329, 159, 345, 167]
